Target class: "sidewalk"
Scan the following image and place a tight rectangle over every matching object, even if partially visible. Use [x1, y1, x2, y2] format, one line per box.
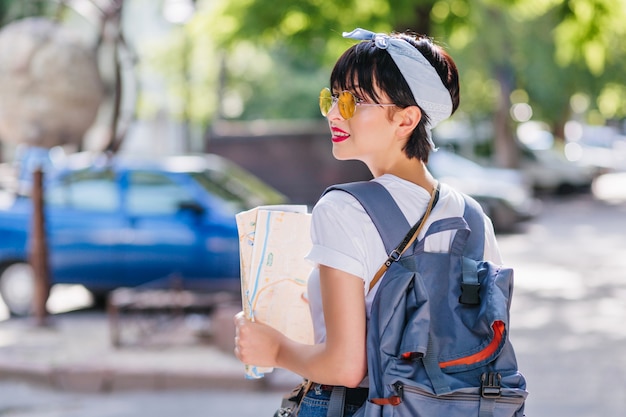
[0, 309, 299, 393]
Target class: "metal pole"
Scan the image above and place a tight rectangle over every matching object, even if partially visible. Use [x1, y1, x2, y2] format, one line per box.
[30, 167, 50, 326]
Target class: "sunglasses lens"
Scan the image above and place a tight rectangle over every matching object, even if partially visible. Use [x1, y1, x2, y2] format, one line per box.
[338, 91, 356, 119]
[319, 89, 357, 119]
[319, 88, 332, 116]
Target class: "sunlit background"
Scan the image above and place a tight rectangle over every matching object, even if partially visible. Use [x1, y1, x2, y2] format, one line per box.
[0, 1, 625, 416]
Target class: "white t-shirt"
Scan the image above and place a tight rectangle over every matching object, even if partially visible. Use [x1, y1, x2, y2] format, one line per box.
[305, 174, 502, 343]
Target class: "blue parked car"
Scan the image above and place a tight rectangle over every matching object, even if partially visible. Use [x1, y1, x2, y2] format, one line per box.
[0, 152, 286, 316]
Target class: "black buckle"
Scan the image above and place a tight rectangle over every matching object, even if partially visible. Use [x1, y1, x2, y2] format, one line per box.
[459, 282, 481, 305]
[481, 372, 502, 398]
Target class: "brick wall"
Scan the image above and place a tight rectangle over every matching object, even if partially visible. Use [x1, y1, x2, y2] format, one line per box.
[206, 121, 372, 206]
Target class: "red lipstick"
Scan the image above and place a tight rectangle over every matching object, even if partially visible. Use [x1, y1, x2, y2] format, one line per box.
[331, 127, 349, 143]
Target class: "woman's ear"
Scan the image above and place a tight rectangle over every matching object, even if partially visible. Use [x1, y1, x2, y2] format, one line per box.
[395, 106, 421, 138]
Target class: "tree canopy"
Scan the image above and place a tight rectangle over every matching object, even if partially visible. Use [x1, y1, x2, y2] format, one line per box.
[156, 0, 622, 166]
[2, 0, 625, 165]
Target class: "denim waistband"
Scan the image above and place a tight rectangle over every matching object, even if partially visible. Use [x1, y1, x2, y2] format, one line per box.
[310, 384, 368, 405]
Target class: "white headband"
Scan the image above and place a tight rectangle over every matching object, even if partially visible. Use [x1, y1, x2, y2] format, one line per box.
[343, 28, 453, 148]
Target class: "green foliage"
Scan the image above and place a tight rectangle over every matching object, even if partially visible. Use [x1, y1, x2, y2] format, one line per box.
[139, 15, 222, 125]
[144, 0, 626, 133]
[204, 0, 400, 65]
[225, 45, 329, 120]
[433, 0, 626, 128]
[597, 84, 626, 120]
[0, 0, 53, 25]
[554, 0, 626, 75]
[5, 0, 625, 132]
[176, 0, 395, 122]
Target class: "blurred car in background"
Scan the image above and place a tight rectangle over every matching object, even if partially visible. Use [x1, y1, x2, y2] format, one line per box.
[563, 123, 626, 174]
[517, 121, 596, 194]
[0, 152, 286, 316]
[435, 120, 596, 196]
[519, 144, 595, 194]
[428, 149, 540, 233]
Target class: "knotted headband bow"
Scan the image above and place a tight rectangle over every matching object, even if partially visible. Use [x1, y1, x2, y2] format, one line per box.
[343, 28, 453, 148]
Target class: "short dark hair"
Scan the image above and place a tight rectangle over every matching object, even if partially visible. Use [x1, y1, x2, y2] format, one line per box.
[329, 32, 460, 162]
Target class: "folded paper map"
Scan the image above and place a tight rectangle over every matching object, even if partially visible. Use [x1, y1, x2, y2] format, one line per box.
[236, 205, 315, 378]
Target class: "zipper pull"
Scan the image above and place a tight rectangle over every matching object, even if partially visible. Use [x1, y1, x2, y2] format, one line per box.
[393, 381, 404, 400]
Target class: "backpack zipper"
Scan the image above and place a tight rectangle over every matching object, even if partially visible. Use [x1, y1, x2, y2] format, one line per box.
[392, 381, 524, 405]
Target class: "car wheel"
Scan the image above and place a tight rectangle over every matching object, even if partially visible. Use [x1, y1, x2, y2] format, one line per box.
[0, 262, 35, 316]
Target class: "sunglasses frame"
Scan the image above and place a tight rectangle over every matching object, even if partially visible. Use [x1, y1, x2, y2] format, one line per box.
[319, 88, 395, 120]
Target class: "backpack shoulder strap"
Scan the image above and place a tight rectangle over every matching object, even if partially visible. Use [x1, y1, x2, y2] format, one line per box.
[323, 181, 410, 254]
[458, 194, 488, 306]
[461, 194, 486, 260]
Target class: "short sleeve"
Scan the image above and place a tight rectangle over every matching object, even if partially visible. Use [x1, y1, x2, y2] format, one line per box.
[482, 215, 503, 264]
[305, 190, 374, 282]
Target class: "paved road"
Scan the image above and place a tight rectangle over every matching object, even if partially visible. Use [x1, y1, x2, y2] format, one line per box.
[1, 192, 625, 416]
[497, 193, 626, 416]
[0, 382, 281, 416]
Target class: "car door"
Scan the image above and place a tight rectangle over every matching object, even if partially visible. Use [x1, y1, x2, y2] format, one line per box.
[44, 169, 126, 292]
[120, 170, 202, 287]
[183, 170, 247, 288]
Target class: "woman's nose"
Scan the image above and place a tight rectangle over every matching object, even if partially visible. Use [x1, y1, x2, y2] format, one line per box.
[326, 98, 343, 120]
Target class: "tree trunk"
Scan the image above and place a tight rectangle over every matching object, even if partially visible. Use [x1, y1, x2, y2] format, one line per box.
[493, 64, 519, 168]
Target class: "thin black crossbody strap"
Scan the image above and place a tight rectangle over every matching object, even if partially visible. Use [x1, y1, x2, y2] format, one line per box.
[369, 183, 440, 291]
[322, 181, 440, 291]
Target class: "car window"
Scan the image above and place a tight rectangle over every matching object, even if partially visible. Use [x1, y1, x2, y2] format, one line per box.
[190, 171, 249, 213]
[46, 170, 120, 212]
[190, 166, 285, 213]
[127, 171, 194, 215]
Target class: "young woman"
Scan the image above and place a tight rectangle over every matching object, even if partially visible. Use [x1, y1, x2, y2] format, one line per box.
[234, 28, 502, 417]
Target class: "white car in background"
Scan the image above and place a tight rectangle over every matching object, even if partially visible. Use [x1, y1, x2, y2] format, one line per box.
[519, 143, 595, 194]
[428, 149, 540, 233]
[517, 121, 595, 194]
[563, 123, 626, 174]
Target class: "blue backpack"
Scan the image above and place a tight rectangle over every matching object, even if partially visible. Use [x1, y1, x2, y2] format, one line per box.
[326, 181, 528, 417]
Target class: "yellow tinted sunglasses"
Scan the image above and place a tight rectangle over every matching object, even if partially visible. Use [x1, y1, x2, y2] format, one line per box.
[319, 88, 395, 120]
